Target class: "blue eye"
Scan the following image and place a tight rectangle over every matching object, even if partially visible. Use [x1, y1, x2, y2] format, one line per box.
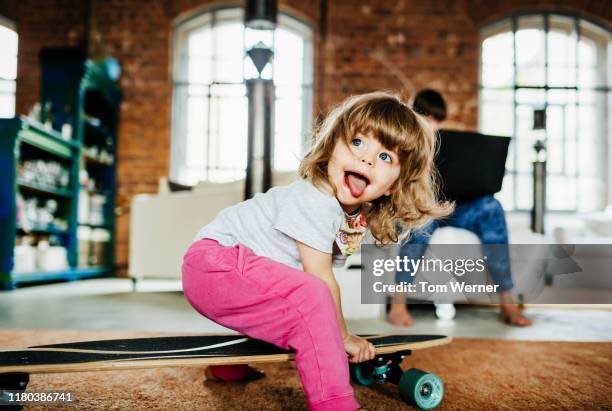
[351, 138, 362, 147]
[379, 152, 391, 162]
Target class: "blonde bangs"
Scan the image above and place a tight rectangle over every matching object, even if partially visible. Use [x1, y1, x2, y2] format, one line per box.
[343, 97, 422, 156]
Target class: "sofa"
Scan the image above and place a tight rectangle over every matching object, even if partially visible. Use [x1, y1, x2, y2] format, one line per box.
[129, 174, 295, 281]
[129, 175, 552, 319]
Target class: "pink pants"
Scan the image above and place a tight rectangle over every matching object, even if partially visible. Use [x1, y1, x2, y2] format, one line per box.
[182, 239, 360, 411]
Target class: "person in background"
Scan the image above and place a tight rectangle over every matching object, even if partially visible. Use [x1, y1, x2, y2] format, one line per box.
[388, 89, 532, 327]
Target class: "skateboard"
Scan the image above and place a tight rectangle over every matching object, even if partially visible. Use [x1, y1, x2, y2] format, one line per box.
[0, 334, 451, 409]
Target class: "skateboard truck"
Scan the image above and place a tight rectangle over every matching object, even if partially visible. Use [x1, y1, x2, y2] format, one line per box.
[350, 349, 445, 410]
[0, 372, 29, 411]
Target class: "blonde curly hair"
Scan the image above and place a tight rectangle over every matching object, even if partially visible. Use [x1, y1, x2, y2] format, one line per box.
[299, 91, 454, 244]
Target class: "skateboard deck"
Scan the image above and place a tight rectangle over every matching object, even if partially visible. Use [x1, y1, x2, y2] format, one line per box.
[0, 334, 451, 409]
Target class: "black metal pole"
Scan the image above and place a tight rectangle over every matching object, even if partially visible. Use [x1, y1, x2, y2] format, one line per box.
[245, 78, 274, 199]
[531, 160, 546, 233]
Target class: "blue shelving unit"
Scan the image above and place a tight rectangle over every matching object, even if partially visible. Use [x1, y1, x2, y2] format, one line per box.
[0, 48, 121, 289]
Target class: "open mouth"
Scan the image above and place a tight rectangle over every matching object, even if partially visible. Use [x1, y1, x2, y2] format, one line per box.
[344, 170, 370, 197]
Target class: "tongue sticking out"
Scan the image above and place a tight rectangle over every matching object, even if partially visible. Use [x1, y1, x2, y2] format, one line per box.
[346, 173, 368, 197]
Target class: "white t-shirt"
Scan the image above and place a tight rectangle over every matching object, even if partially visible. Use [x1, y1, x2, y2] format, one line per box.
[196, 179, 362, 270]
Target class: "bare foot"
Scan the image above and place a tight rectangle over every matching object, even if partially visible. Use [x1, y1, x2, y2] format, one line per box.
[387, 303, 414, 327]
[500, 304, 532, 327]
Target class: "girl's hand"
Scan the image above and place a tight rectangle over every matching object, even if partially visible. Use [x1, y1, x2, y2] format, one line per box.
[343, 334, 376, 363]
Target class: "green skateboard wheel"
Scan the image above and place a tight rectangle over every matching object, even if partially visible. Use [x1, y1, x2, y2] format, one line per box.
[399, 368, 444, 409]
[349, 363, 376, 386]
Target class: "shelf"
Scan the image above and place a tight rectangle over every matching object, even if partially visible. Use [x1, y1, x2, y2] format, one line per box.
[78, 223, 111, 230]
[73, 266, 113, 276]
[21, 117, 80, 149]
[1, 49, 121, 290]
[84, 117, 114, 139]
[17, 180, 73, 198]
[86, 188, 111, 196]
[9, 266, 112, 283]
[17, 224, 69, 235]
[18, 117, 79, 160]
[82, 152, 114, 167]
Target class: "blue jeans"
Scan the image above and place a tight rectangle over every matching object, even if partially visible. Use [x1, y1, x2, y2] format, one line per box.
[397, 195, 514, 292]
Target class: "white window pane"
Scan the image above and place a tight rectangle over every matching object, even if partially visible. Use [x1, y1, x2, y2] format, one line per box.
[187, 96, 208, 133]
[578, 178, 605, 211]
[275, 55, 303, 85]
[516, 88, 546, 106]
[516, 17, 545, 86]
[546, 140, 563, 174]
[275, 29, 304, 86]
[186, 132, 205, 168]
[496, 174, 513, 210]
[481, 32, 513, 88]
[215, 96, 248, 171]
[215, 23, 243, 60]
[245, 27, 273, 50]
[276, 28, 303, 61]
[0, 56, 17, 80]
[516, 29, 544, 64]
[548, 66, 576, 87]
[547, 28, 577, 87]
[516, 173, 532, 210]
[0, 25, 17, 80]
[547, 175, 576, 210]
[276, 84, 303, 99]
[578, 38, 597, 65]
[0, 79, 16, 93]
[0, 26, 17, 55]
[547, 23, 577, 88]
[578, 38, 600, 88]
[577, 99, 597, 141]
[564, 141, 577, 177]
[189, 27, 213, 58]
[578, 138, 598, 178]
[275, 97, 302, 171]
[0, 93, 15, 118]
[480, 89, 513, 137]
[188, 58, 212, 84]
[215, 57, 244, 83]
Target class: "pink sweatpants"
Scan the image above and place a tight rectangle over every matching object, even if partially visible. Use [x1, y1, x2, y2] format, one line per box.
[182, 239, 360, 411]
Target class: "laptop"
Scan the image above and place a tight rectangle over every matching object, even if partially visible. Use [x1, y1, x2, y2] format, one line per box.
[434, 130, 511, 202]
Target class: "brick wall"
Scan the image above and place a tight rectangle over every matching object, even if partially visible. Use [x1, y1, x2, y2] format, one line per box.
[2, 0, 610, 273]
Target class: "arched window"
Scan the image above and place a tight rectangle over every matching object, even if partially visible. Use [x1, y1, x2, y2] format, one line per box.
[170, 7, 313, 184]
[479, 14, 611, 211]
[0, 16, 18, 118]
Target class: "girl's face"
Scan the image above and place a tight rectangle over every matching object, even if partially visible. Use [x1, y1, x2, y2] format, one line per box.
[327, 130, 401, 213]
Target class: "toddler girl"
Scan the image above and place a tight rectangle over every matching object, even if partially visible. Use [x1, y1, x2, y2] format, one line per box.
[182, 91, 450, 410]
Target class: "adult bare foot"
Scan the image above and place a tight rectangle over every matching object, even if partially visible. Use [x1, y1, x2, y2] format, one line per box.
[387, 303, 414, 327]
[500, 303, 532, 326]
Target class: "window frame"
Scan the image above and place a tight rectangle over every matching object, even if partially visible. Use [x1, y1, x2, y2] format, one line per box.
[170, 6, 314, 185]
[478, 12, 612, 212]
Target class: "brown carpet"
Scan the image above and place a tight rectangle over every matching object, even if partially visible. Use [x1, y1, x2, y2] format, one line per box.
[1, 330, 610, 410]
